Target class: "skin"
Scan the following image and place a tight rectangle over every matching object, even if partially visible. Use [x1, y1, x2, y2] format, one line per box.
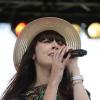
[32, 39, 90, 100]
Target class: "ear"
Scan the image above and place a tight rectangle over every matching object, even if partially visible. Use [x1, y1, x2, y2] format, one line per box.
[32, 54, 36, 60]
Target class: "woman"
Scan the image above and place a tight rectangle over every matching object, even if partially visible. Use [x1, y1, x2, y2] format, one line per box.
[1, 17, 90, 100]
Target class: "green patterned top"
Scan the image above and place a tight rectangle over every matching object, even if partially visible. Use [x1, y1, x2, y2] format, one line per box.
[13, 84, 90, 100]
[21, 84, 61, 100]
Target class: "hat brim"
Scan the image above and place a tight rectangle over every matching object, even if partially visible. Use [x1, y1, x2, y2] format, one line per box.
[13, 17, 81, 70]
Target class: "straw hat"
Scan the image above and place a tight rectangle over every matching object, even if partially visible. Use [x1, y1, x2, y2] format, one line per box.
[13, 17, 81, 70]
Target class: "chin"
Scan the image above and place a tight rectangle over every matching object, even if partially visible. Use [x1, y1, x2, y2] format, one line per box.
[43, 61, 52, 67]
[41, 57, 53, 66]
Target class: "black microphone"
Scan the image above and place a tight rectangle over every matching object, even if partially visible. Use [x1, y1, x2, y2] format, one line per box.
[63, 49, 87, 59]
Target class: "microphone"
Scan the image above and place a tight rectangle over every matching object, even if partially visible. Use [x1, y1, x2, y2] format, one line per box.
[63, 49, 87, 59]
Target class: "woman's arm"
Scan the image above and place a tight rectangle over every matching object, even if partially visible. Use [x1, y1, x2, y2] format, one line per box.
[73, 81, 90, 100]
[44, 46, 70, 100]
[43, 82, 59, 100]
[66, 58, 90, 100]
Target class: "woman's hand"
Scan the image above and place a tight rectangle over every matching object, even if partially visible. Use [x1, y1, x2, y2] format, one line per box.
[65, 57, 80, 75]
[48, 45, 71, 86]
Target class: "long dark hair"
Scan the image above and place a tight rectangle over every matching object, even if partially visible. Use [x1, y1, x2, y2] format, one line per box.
[2, 30, 73, 100]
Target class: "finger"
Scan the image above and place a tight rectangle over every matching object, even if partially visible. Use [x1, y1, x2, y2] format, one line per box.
[61, 45, 71, 61]
[63, 53, 71, 66]
[59, 46, 68, 62]
[57, 46, 66, 60]
[53, 45, 65, 60]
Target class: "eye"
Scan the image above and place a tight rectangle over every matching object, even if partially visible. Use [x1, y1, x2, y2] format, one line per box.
[57, 41, 65, 46]
[42, 39, 52, 43]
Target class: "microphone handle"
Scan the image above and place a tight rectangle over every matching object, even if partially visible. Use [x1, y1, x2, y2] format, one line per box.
[63, 49, 87, 59]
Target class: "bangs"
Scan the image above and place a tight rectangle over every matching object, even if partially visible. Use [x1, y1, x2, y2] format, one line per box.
[34, 30, 66, 45]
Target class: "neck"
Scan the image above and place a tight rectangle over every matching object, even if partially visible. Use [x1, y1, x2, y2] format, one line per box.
[34, 62, 51, 87]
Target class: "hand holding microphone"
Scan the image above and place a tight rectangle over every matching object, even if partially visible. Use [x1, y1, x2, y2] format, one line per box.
[63, 49, 87, 59]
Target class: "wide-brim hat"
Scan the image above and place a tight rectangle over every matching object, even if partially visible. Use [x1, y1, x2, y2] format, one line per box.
[13, 17, 81, 70]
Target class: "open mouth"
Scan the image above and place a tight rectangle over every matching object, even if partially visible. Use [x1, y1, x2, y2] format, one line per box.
[48, 53, 54, 57]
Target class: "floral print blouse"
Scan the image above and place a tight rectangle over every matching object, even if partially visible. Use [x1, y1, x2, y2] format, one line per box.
[21, 84, 61, 100]
[17, 84, 90, 100]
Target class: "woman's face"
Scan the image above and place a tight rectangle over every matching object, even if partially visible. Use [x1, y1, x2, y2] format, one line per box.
[33, 39, 65, 68]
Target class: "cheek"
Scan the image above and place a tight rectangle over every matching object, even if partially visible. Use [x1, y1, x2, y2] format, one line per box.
[36, 50, 44, 59]
[34, 44, 52, 64]
[35, 49, 48, 65]
[35, 45, 48, 59]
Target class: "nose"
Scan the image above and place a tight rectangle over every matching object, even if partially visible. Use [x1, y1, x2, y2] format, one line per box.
[52, 41, 59, 50]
